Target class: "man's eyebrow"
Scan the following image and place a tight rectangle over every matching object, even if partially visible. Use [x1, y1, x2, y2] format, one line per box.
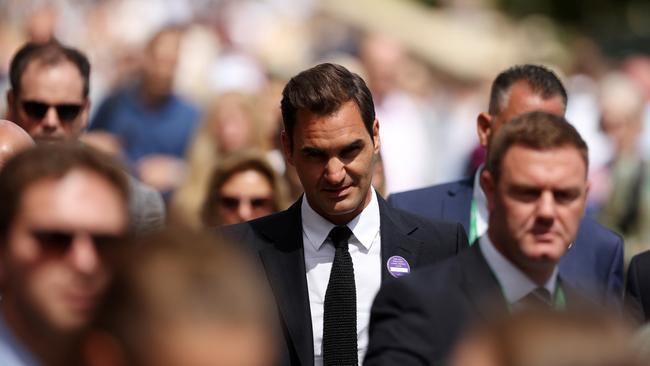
[509, 183, 540, 191]
[300, 146, 326, 155]
[343, 139, 365, 150]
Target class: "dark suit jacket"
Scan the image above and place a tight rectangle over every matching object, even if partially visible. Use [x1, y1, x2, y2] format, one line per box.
[625, 250, 650, 323]
[388, 178, 624, 304]
[222, 194, 468, 366]
[364, 244, 593, 366]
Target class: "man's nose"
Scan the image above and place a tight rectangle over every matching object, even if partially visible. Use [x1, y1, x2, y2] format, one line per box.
[324, 158, 346, 184]
[536, 191, 557, 220]
[237, 200, 254, 221]
[68, 235, 101, 274]
[41, 106, 62, 131]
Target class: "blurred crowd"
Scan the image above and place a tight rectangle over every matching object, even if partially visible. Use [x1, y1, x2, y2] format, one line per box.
[2, 0, 650, 365]
[2, 1, 650, 259]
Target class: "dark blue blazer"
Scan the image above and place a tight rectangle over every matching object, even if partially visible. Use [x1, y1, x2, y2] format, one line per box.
[388, 178, 624, 304]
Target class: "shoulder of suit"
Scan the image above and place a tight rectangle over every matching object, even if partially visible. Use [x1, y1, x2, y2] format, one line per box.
[577, 216, 623, 246]
[222, 209, 293, 235]
[630, 250, 650, 271]
[390, 206, 461, 233]
[389, 178, 472, 203]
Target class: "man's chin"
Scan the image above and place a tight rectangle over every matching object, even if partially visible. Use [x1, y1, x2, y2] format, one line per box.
[523, 249, 563, 267]
[48, 311, 93, 334]
[319, 201, 362, 224]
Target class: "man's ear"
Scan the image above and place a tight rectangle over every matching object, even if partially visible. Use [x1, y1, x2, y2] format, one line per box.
[280, 130, 294, 166]
[480, 169, 496, 212]
[477, 112, 493, 148]
[372, 119, 380, 153]
[79, 99, 91, 131]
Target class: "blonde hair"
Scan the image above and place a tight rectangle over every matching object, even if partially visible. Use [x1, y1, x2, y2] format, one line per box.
[169, 92, 267, 227]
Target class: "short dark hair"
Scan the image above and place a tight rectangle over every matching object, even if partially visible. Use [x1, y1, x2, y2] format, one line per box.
[486, 111, 588, 182]
[201, 150, 289, 226]
[9, 39, 91, 98]
[489, 64, 567, 115]
[280, 63, 375, 149]
[0, 142, 129, 243]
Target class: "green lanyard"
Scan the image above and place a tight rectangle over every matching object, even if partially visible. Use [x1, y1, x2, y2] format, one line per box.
[469, 199, 478, 245]
[553, 284, 567, 310]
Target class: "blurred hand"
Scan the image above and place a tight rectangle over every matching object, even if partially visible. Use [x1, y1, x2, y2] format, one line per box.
[136, 154, 186, 192]
[80, 131, 124, 158]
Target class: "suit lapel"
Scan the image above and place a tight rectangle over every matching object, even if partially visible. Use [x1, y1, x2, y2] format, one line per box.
[458, 245, 509, 319]
[442, 178, 474, 233]
[377, 194, 425, 282]
[562, 276, 595, 311]
[256, 200, 314, 366]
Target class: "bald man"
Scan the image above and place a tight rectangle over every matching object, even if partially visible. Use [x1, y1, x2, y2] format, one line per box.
[0, 120, 34, 168]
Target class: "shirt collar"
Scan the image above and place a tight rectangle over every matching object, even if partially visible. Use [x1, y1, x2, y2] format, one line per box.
[301, 188, 380, 252]
[478, 234, 558, 304]
[472, 165, 489, 237]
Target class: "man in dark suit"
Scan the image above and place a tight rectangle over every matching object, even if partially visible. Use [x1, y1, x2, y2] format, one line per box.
[625, 250, 650, 323]
[366, 112, 599, 366]
[388, 64, 623, 303]
[223, 63, 468, 366]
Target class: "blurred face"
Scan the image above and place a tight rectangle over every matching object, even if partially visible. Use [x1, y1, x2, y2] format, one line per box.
[600, 106, 642, 155]
[142, 31, 180, 100]
[481, 145, 588, 278]
[1, 169, 127, 335]
[212, 100, 253, 154]
[9, 60, 89, 142]
[477, 81, 565, 147]
[282, 101, 379, 225]
[216, 169, 275, 225]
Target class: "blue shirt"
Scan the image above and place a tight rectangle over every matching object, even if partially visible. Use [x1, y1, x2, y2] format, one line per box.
[89, 85, 200, 164]
[0, 312, 40, 366]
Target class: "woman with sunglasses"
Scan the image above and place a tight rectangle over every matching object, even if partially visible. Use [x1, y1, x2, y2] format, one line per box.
[201, 150, 289, 227]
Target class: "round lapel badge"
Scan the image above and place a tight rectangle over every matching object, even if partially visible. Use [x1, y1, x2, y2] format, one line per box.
[387, 255, 411, 278]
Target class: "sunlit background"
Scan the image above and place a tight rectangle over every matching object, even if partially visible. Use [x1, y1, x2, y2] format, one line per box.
[2, 0, 650, 261]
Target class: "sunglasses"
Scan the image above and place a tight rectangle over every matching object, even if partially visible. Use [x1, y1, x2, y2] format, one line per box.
[219, 196, 274, 210]
[31, 229, 124, 255]
[21, 100, 84, 122]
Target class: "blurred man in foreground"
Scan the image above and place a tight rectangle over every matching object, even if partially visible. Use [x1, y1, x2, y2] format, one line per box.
[5, 40, 165, 234]
[0, 143, 129, 365]
[366, 112, 598, 366]
[84, 228, 277, 366]
[0, 119, 34, 168]
[448, 310, 639, 366]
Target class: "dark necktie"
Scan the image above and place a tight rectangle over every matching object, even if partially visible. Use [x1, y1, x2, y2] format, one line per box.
[322, 225, 357, 366]
[515, 287, 553, 310]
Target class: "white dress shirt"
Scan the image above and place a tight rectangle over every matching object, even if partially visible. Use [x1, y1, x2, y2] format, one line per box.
[478, 234, 558, 304]
[302, 189, 382, 366]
